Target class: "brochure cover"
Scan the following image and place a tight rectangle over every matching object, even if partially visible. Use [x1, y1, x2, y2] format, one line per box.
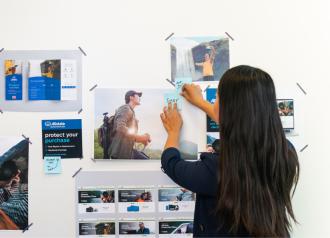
[0, 137, 29, 230]
[42, 119, 82, 159]
[28, 59, 77, 101]
[5, 60, 23, 100]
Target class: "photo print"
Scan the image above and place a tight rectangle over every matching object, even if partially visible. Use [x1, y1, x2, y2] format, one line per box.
[158, 187, 195, 213]
[78, 188, 115, 214]
[118, 188, 155, 213]
[277, 99, 294, 130]
[0, 137, 29, 230]
[79, 220, 115, 237]
[94, 88, 201, 160]
[170, 36, 229, 82]
[159, 220, 193, 236]
[119, 220, 155, 236]
[4, 60, 23, 100]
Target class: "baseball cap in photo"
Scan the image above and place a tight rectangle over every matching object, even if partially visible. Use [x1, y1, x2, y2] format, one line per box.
[125, 90, 142, 103]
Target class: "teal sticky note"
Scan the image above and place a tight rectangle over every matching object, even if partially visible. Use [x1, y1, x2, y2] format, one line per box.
[44, 156, 62, 174]
[164, 92, 182, 110]
[175, 77, 192, 93]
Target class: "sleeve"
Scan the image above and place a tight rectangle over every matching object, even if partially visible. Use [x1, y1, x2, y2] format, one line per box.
[161, 147, 218, 196]
[114, 106, 134, 139]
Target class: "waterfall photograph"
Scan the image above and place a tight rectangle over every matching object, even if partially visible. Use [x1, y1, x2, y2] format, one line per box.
[170, 36, 230, 82]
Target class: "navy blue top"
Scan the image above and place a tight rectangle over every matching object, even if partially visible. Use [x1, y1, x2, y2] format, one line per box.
[161, 148, 250, 237]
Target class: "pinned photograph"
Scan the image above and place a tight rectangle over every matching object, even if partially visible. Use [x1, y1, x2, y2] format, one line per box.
[0, 137, 29, 230]
[94, 88, 201, 160]
[277, 99, 294, 130]
[170, 36, 229, 82]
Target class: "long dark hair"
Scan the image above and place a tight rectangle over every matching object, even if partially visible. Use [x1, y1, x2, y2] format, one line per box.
[216, 65, 299, 237]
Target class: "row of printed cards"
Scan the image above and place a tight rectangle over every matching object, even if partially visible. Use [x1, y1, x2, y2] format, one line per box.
[79, 218, 193, 237]
[78, 186, 195, 214]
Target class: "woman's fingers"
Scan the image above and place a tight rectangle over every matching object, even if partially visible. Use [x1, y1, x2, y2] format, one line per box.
[167, 101, 173, 111]
[173, 102, 177, 110]
[180, 90, 188, 99]
[163, 106, 169, 117]
[182, 83, 188, 92]
[160, 113, 169, 131]
[182, 84, 190, 95]
[160, 113, 166, 122]
[163, 102, 180, 118]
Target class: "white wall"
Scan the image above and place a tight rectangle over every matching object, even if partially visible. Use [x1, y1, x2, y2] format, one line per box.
[0, 0, 329, 237]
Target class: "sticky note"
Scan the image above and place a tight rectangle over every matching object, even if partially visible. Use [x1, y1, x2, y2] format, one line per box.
[164, 92, 182, 110]
[175, 77, 192, 93]
[44, 156, 62, 174]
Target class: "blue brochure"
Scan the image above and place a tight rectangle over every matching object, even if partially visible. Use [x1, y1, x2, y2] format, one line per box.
[6, 74, 22, 100]
[5, 60, 23, 100]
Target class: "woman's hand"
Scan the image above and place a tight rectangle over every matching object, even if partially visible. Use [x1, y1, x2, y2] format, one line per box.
[182, 83, 220, 124]
[160, 102, 182, 149]
[181, 83, 204, 108]
[160, 102, 183, 135]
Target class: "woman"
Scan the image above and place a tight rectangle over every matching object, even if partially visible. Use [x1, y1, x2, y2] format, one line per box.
[160, 65, 299, 237]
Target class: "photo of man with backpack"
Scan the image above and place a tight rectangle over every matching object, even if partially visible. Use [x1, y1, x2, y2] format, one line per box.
[98, 90, 151, 159]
